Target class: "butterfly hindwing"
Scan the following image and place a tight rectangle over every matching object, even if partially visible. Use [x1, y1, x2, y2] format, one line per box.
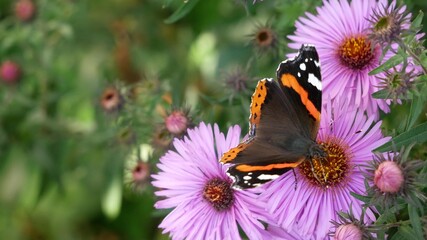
[227, 161, 302, 189]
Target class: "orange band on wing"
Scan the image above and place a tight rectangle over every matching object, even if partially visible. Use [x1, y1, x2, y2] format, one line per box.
[235, 160, 303, 172]
[281, 73, 320, 121]
[220, 141, 252, 164]
[249, 80, 268, 125]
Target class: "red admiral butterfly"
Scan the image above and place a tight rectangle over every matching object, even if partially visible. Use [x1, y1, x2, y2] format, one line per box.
[220, 44, 326, 189]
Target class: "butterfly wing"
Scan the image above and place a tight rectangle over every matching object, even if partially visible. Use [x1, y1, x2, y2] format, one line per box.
[220, 45, 323, 189]
[276, 44, 322, 139]
[220, 78, 312, 189]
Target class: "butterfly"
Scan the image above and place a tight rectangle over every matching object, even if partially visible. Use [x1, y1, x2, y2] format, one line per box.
[220, 44, 326, 189]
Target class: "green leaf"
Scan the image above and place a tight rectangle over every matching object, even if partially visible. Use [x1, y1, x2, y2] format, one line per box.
[372, 88, 416, 100]
[369, 54, 403, 75]
[405, 95, 425, 130]
[408, 205, 424, 239]
[390, 225, 418, 240]
[164, 0, 200, 24]
[350, 191, 371, 203]
[375, 122, 427, 152]
[375, 204, 405, 224]
[372, 89, 391, 99]
[411, 11, 424, 31]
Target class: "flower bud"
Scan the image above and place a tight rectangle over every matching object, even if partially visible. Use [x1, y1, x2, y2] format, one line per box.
[165, 110, 189, 136]
[0, 60, 21, 84]
[14, 0, 36, 22]
[334, 224, 363, 240]
[374, 161, 404, 193]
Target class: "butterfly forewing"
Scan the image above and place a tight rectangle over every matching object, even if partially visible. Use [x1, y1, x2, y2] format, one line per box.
[276, 44, 322, 139]
[220, 44, 323, 189]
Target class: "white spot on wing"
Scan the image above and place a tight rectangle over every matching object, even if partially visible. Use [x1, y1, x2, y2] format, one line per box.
[299, 63, 306, 71]
[243, 176, 251, 180]
[257, 174, 280, 180]
[308, 73, 322, 90]
[314, 60, 320, 67]
[298, 72, 301, 77]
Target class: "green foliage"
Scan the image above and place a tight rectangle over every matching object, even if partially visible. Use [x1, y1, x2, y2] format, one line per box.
[0, 0, 311, 239]
[375, 122, 427, 152]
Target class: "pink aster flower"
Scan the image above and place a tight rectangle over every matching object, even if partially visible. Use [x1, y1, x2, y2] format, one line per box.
[287, 0, 413, 118]
[152, 122, 272, 240]
[259, 97, 390, 240]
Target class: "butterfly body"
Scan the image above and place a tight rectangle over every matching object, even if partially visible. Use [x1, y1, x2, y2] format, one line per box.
[220, 44, 325, 189]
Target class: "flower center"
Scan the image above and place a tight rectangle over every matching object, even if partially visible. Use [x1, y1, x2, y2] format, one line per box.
[203, 178, 233, 211]
[338, 36, 374, 70]
[374, 16, 390, 32]
[132, 162, 149, 182]
[101, 87, 122, 111]
[256, 29, 273, 47]
[299, 140, 350, 187]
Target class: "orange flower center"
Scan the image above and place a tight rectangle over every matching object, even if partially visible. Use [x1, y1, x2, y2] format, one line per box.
[338, 36, 374, 69]
[299, 139, 350, 187]
[203, 178, 233, 211]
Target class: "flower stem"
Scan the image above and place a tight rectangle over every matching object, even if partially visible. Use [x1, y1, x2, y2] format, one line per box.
[397, 39, 427, 75]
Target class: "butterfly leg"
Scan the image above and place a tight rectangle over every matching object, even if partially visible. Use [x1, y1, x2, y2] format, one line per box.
[308, 158, 324, 184]
[292, 169, 298, 190]
[319, 156, 328, 183]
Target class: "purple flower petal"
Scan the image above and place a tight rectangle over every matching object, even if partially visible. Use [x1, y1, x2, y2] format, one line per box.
[152, 122, 272, 239]
[260, 96, 390, 239]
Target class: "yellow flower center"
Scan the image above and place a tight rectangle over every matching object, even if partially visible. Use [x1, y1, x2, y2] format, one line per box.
[299, 139, 350, 187]
[338, 36, 374, 69]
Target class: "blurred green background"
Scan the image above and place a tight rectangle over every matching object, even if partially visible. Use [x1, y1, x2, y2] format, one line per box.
[0, 0, 426, 239]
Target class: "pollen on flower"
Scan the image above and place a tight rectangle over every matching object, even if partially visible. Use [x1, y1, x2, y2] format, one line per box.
[203, 178, 234, 211]
[374, 161, 404, 193]
[338, 36, 374, 70]
[299, 139, 350, 187]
